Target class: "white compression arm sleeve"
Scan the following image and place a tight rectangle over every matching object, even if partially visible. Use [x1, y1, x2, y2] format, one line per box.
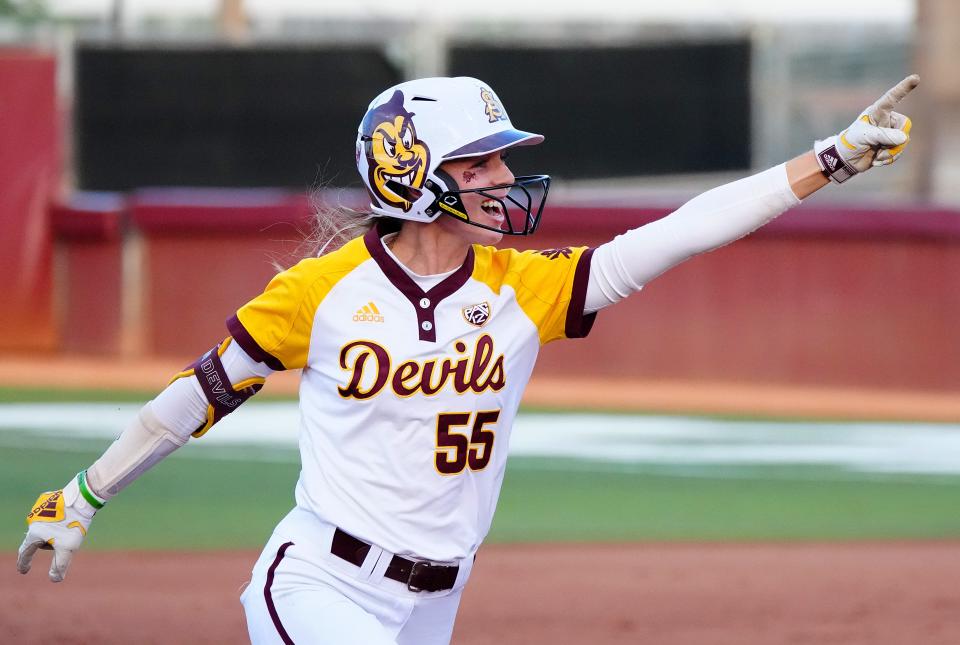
[85, 341, 273, 499]
[584, 163, 801, 313]
[150, 339, 273, 437]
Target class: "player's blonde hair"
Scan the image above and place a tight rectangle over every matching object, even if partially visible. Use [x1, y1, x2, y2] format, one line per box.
[306, 189, 400, 258]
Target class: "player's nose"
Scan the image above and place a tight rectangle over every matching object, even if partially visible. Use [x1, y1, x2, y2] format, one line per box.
[493, 156, 515, 186]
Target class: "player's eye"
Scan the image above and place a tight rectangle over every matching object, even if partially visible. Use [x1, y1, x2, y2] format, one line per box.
[500, 150, 510, 161]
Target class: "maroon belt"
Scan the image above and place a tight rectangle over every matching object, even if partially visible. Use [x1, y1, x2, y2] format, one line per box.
[331, 528, 459, 593]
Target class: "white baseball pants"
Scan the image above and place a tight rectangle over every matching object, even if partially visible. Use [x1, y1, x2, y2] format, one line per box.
[241, 508, 472, 645]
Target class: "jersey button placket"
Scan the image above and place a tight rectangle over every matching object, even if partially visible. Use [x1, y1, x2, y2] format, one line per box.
[416, 299, 436, 339]
[413, 298, 437, 341]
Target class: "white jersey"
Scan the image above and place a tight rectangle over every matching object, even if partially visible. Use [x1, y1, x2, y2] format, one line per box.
[228, 224, 595, 561]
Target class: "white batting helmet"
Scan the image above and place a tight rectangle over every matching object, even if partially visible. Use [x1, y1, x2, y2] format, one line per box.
[355, 76, 550, 235]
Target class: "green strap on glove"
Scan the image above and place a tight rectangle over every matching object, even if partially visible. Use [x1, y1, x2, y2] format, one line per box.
[77, 470, 106, 510]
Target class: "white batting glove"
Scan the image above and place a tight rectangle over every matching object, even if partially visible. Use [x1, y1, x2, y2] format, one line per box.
[814, 74, 919, 183]
[17, 471, 105, 582]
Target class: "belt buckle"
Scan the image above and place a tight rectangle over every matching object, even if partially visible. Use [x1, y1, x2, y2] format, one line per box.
[406, 561, 433, 593]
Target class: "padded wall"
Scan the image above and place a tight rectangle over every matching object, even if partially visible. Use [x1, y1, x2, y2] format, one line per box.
[0, 50, 59, 351]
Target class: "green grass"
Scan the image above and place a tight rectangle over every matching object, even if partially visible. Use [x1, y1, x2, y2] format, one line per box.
[493, 458, 960, 542]
[0, 387, 156, 404]
[3, 440, 298, 550]
[5, 437, 960, 551]
[0, 387, 297, 404]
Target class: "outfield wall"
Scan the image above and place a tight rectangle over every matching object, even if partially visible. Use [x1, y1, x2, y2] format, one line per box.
[50, 191, 960, 392]
[0, 51, 60, 353]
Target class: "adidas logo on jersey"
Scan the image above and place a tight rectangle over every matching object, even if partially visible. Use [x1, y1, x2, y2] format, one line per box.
[353, 301, 384, 323]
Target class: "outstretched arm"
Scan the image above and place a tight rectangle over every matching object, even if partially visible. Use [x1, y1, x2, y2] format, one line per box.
[785, 152, 829, 200]
[17, 340, 272, 582]
[585, 75, 919, 313]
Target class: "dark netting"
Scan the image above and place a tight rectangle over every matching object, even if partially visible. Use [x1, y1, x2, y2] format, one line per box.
[76, 45, 402, 190]
[449, 42, 751, 179]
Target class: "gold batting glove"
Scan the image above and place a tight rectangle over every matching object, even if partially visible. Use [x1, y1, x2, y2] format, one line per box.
[813, 74, 919, 183]
[17, 471, 105, 583]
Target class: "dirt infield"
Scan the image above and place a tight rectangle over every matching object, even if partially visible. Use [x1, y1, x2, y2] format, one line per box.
[4, 542, 960, 644]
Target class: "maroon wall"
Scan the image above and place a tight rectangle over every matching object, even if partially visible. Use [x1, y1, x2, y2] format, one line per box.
[130, 189, 314, 356]
[0, 50, 60, 351]
[525, 205, 960, 391]
[50, 192, 960, 391]
[51, 195, 124, 354]
[532, 234, 960, 391]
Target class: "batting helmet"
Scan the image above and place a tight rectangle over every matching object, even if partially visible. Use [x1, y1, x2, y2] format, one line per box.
[355, 76, 550, 236]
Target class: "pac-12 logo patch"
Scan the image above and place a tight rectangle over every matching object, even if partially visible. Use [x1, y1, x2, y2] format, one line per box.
[462, 302, 491, 327]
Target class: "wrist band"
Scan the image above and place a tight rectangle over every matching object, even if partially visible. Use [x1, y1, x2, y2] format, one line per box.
[814, 140, 857, 184]
[77, 470, 106, 510]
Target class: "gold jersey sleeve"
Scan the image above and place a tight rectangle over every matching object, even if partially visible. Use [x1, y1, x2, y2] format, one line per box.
[473, 245, 597, 345]
[227, 236, 371, 370]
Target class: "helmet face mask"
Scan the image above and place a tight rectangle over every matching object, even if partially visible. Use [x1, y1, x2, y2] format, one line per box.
[356, 77, 549, 236]
[424, 174, 551, 236]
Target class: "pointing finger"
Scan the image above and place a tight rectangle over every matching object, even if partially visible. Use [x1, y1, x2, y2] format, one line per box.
[873, 74, 920, 119]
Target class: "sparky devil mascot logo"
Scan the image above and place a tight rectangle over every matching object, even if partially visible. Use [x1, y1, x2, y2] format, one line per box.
[361, 91, 431, 212]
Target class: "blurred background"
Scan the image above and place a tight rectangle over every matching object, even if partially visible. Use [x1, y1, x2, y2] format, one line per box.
[2, 3, 960, 642]
[1, 0, 957, 398]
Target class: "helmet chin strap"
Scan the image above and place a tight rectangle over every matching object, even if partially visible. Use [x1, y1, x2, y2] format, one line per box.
[423, 168, 469, 221]
[421, 169, 551, 236]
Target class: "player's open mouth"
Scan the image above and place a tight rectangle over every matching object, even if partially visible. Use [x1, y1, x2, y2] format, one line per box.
[480, 199, 504, 221]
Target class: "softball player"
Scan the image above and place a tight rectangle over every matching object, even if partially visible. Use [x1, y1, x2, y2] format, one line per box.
[18, 74, 918, 644]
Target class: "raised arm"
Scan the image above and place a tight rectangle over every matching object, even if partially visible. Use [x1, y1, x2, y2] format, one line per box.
[785, 152, 829, 200]
[17, 339, 272, 582]
[585, 75, 919, 313]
